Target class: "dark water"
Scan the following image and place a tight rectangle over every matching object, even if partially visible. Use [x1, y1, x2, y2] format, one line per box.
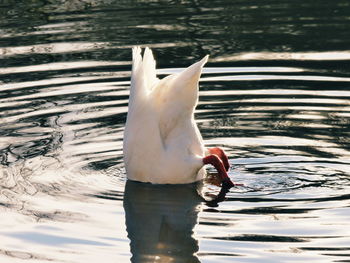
[1, 0, 350, 262]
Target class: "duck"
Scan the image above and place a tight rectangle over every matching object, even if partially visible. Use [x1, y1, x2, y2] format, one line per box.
[123, 47, 235, 188]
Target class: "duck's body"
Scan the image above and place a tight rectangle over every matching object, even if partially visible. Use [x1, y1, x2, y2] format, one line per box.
[123, 47, 234, 187]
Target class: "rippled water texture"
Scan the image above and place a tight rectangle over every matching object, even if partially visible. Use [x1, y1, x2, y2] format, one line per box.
[1, 1, 350, 262]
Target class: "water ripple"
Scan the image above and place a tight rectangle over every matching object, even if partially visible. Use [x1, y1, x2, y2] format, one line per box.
[1, 1, 350, 262]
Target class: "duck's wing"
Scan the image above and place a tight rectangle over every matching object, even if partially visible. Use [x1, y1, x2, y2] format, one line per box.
[175, 55, 208, 96]
[157, 55, 209, 143]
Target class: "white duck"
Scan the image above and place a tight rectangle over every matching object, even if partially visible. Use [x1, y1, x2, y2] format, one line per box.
[123, 47, 235, 187]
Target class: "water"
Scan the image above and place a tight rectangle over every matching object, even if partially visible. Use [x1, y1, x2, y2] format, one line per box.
[1, 0, 350, 262]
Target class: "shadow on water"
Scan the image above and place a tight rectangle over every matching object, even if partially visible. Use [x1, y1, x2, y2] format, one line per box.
[1, 0, 350, 262]
[123, 180, 203, 263]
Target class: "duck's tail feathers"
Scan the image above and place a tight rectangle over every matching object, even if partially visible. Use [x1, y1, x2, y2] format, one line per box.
[130, 47, 158, 107]
[130, 47, 144, 103]
[143, 47, 158, 89]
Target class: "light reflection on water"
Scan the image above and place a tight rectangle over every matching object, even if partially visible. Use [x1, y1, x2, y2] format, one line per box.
[1, 0, 350, 262]
[124, 181, 202, 263]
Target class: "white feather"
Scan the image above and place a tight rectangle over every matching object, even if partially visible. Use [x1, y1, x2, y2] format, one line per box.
[123, 47, 208, 184]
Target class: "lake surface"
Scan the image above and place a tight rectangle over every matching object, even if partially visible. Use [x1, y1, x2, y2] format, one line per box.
[1, 0, 350, 262]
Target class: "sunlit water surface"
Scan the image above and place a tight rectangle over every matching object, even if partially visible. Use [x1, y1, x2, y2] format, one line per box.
[1, 1, 350, 262]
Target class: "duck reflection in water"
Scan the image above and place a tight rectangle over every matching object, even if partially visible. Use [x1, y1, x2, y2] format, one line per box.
[124, 180, 206, 263]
